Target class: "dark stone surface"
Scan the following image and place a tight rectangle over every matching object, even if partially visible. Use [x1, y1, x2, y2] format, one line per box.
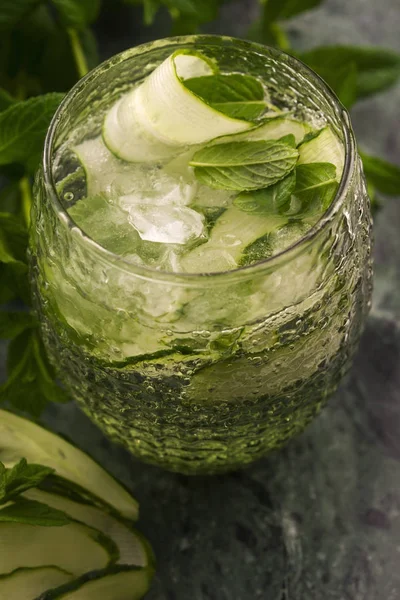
[1, 0, 400, 598]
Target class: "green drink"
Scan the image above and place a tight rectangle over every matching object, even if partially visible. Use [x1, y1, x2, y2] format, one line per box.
[31, 36, 372, 474]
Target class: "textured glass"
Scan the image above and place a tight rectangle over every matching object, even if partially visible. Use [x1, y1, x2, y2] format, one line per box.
[30, 36, 372, 474]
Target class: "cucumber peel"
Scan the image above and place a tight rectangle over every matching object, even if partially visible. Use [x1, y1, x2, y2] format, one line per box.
[0, 566, 72, 600]
[103, 51, 252, 162]
[35, 565, 154, 600]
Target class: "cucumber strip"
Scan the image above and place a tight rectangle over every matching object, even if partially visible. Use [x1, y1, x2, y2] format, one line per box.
[298, 126, 345, 178]
[0, 410, 139, 521]
[180, 206, 285, 273]
[35, 565, 153, 600]
[213, 117, 311, 146]
[0, 566, 72, 600]
[23, 488, 150, 568]
[103, 51, 251, 162]
[0, 521, 113, 576]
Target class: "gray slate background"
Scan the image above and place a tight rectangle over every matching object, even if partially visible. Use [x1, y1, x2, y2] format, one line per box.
[1, 0, 400, 598]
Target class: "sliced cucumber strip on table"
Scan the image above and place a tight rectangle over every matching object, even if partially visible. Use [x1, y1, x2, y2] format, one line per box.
[180, 207, 284, 273]
[0, 410, 139, 521]
[103, 50, 251, 162]
[35, 565, 153, 600]
[0, 566, 72, 600]
[214, 117, 311, 146]
[0, 521, 113, 576]
[23, 488, 150, 568]
[298, 125, 345, 178]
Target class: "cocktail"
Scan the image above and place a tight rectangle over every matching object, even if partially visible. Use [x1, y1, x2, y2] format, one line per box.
[30, 36, 372, 474]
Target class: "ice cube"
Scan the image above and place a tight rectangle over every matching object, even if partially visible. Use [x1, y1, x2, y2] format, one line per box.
[119, 175, 196, 210]
[127, 205, 205, 245]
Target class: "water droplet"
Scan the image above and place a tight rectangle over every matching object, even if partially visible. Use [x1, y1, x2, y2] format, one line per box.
[64, 191, 74, 202]
[146, 385, 155, 394]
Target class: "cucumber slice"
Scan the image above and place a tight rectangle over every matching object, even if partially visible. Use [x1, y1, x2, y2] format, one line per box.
[298, 126, 345, 178]
[23, 488, 150, 568]
[35, 565, 153, 600]
[0, 410, 139, 521]
[103, 51, 251, 162]
[0, 566, 72, 600]
[214, 117, 311, 146]
[0, 521, 113, 576]
[180, 206, 285, 273]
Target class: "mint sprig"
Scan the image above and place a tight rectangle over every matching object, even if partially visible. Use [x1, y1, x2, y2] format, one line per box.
[190, 138, 299, 191]
[0, 459, 71, 526]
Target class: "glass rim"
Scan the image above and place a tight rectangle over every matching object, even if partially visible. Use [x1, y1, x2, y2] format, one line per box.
[43, 34, 356, 285]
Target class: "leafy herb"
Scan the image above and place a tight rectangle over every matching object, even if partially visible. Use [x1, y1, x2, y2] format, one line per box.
[360, 152, 400, 196]
[238, 233, 274, 266]
[234, 170, 296, 214]
[0, 310, 37, 339]
[0, 459, 71, 526]
[50, 0, 102, 29]
[0, 88, 15, 111]
[0, 0, 40, 32]
[190, 138, 299, 191]
[0, 94, 64, 171]
[185, 74, 264, 102]
[184, 73, 267, 121]
[0, 459, 54, 504]
[0, 329, 70, 416]
[292, 162, 338, 217]
[262, 0, 325, 22]
[299, 46, 400, 101]
[0, 497, 71, 525]
[0, 212, 28, 265]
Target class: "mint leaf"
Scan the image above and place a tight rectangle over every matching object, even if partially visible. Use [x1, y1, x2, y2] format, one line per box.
[263, 0, 324, 21]
[360, 151, 400, 196]
[163, 0, 218, 22]
[185, 73, 267, 121]
[185, 74, 264, 103]
[0, 94, 64, 169]
[239, 234, 274, 267]
[299, 46, 400, 100]
[0, 458, 54, 504]
[234, 170, 296, 214]
[0, 89, 14, 112]
[210, 102, 267, 121]
[0, 0, 41, 32]
[0, 181, 20, 213]
[0, 212, 28, 265]
[0, 311, 37, 339]
[50, 0, 101, 29]
[0, 329, 70, 416]
[291, 162, 338, 218]
[0, 498, 71, 526]
[0, 262, 29, 304]
[190, 139, 299, 191]
[323, 62, 358, 108]
[143, 0, 161, 25]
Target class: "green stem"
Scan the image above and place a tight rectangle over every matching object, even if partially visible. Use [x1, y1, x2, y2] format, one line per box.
[67, 28, 89, 79]
[20, 176, 32, 228]
[270, 23, 291, 52]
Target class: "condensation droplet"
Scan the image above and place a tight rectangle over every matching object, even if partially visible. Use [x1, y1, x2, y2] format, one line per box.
[64, 192, 74, 202]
